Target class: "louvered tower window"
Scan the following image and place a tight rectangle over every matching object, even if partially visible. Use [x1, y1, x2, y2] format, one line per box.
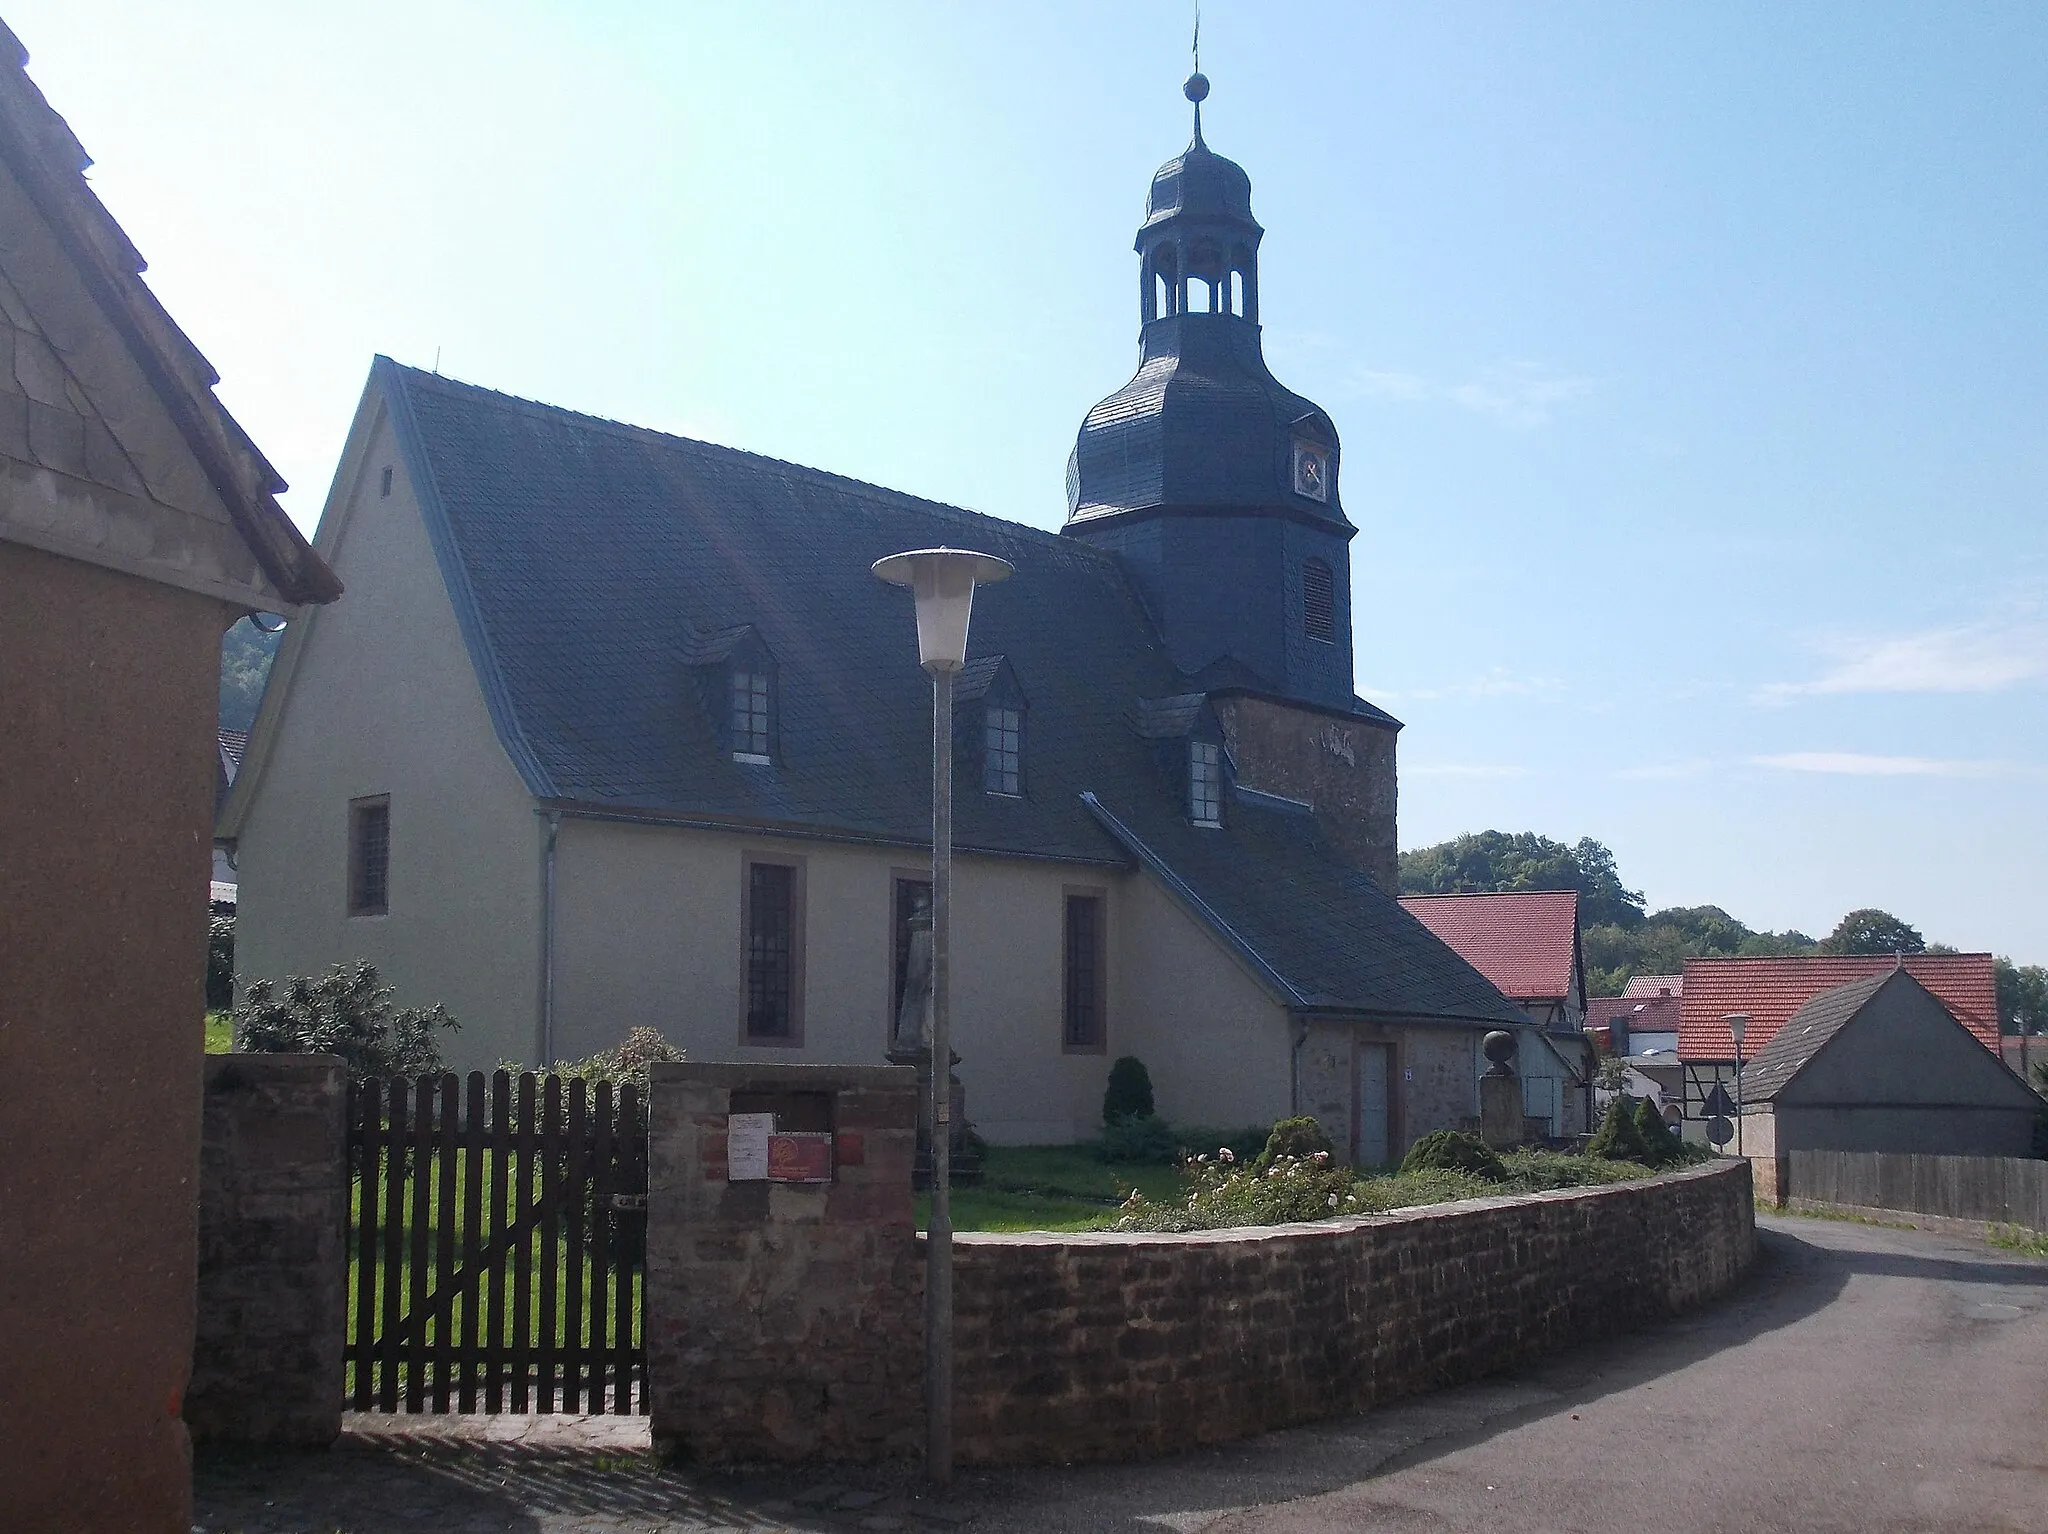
[1303, 558, 1336, 643]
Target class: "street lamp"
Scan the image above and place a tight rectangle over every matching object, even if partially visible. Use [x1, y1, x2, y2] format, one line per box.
[1724, 1013, 1749, 1156]
[872, 545, 1013, 1485]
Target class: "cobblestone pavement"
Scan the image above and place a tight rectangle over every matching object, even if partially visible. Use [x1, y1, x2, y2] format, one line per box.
[194, 1217, 2048, 1534]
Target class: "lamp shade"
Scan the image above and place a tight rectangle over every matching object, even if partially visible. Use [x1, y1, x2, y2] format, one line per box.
[1724, 1012, 1749, 1054]
[871, 547, 1014, 673]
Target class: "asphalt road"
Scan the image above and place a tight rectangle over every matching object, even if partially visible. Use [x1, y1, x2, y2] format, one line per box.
[194, 1215, 2048, 1534]
[967, 1214, 2048, 1534]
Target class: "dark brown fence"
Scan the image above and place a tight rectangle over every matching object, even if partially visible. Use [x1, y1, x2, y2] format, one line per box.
[1787, 1149, 2048, 1233]
[345, 1072, 647, 1415]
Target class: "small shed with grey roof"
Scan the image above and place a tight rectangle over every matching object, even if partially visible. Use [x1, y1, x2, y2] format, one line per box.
[1737, 969, 2043, 1194]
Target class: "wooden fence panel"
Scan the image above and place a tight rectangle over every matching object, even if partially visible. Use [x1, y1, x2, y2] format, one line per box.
[343, 1069, 648, 1414]
[1788, 1149, 2048, 1232]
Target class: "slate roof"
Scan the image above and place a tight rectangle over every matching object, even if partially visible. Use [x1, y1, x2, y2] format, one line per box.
[1085, 793, 1525, 1024]
[380, 360, 1505, 1024]
[1678, 954, 2000, 1061]
[1737, 973, 1893, 1104]
[1398, 891, 1581, 1006]
[0, 22, 337, 606]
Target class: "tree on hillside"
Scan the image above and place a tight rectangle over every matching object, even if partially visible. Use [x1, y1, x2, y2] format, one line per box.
[219, 616, 282, 733]
[1821, 909, 1926, 957]
[1399, 831, 1646, 929]
[1997, 958, 2048, 1036]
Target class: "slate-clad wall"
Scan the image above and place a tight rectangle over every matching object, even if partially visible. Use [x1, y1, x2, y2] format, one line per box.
[949, 1160, 1754, 1465]
[187, 1054, 347, 1446]
[645, 1062, 925, 1464]
[1215, 694, 1397, 892]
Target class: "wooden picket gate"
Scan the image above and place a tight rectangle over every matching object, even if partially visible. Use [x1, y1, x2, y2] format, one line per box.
[345, 1071, 648, 1415]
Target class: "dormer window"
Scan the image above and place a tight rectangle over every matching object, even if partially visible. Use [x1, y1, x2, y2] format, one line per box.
[731, 669, 772, 763]
[984, 705, 1022, 796]
[1190, 741, 1223, 827]
[684, 623, 779, 765]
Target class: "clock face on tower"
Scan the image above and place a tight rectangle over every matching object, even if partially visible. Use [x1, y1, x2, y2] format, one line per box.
[1292, 440, 1331, 503]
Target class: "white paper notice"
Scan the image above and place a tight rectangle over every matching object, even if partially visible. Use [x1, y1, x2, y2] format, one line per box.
[727, 1112, 773, 1181]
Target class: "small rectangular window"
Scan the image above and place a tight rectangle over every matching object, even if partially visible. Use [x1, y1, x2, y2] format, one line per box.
[743, 858, 801, 1043]
[1063, 892, 1106, 1052]
[379, 465, 393, 498]
[348, 797, 390, 915]
[984, 705, 1022, 795]
[1303, 558, 1336, 643]
[731, 670, 772, 761]
[1190, 741, 1223, 827]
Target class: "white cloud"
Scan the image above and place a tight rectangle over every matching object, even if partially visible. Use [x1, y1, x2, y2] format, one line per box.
[1758, 619, 2048, 701]
[1352, 360, 1594, 431]
[1750, 752, 2015, 778]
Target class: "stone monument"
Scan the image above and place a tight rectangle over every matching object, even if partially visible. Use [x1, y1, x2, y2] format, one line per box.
[885, 896, 978, 1185]
[1478, 1028, 1522, 1150]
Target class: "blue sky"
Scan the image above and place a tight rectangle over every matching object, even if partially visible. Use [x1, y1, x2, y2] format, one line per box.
[17, 2, 2044, 960]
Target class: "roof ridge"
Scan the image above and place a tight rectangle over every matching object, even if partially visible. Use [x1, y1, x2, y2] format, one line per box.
[377, 357, 1109, 565]
[1399, 889, 1579, 900]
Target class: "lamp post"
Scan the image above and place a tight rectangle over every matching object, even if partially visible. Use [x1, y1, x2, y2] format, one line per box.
[1725, 1012, 1749, 1156]
[872, 546, 1013, 1485]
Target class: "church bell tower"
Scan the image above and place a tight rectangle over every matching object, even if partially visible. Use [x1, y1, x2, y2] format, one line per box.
[1063, 71, 1357, 713]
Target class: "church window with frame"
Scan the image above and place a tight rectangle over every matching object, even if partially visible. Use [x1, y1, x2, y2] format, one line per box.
[348, 796, 390, 916]
[1302, 558, 1336, 643]
[1062, 890, 1107, 1052]
[984, 704, 1023, 796]
[731, 669, 773, 763]
[1189, 741, 1223, 827]
[741, 855, 803, 1045]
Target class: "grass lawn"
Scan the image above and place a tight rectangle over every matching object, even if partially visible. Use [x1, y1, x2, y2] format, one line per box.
[917, 1144, 1185, 1233]
[204, 1012, 233, 1052]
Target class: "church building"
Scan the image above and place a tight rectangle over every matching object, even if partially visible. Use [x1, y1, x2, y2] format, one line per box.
[223, 74, 1527, 1157]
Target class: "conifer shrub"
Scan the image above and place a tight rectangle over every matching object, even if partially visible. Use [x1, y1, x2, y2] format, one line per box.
[1586, 1096, 1652, 1163]
[1399, 1128, 1507, 1182]
[1255, 1114, 1335, 1170]
[1632, 1096, 1685, 1165]
[1097, 1112, 1181, 1164]
[1102, 1055, 1156, 1124]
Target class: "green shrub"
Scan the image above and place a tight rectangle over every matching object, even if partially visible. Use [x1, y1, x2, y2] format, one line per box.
[1179, 1124, 1274, 1163]
[1587, 1096, 1651, 1163]
[1633, 1097, 1685, 1165]
[1400, 1128, 1507, 1182]
[1097, 1112, 1181, 1164]
[544, 1026, 689, 1093]
[1102, 1056, 1156, 1124]
[236, 961, 458, 1081]
[1116, 1148, 1356, 1231]
[1256, 1115, 1335, 1170]
[206, 913, 235, 1013]
[1499, 1147, 1646, 1189]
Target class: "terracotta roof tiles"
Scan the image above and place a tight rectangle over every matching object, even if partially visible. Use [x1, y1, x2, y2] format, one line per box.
[1397, 891, 1580, 1005]
[1677, 954, 1999, 1060]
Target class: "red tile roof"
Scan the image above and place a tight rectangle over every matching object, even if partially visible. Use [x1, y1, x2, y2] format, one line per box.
[1623, 974, 1683, 998]
[1586, 994, 1681, 1034]
[1398, 891, 1580, 1004]
[1678, 954, 2000, 1060]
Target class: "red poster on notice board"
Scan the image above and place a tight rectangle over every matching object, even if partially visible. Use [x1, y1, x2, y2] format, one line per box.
[767, 1131, 833, 1184]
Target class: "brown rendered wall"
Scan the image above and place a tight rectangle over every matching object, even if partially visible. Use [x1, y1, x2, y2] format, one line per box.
[951, 1160, 1755, 1465]
[0, 542, 229, 1533]
[187, 1054, 348, 1446]
[1215, 694, 1398, 891]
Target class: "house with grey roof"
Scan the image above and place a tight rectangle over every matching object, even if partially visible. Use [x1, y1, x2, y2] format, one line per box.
[1736, 968, 2043, 1199]
[222, 74, 1525, 1156]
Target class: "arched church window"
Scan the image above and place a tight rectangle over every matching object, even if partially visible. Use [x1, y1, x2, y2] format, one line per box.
[1303, 559, 1336, 643]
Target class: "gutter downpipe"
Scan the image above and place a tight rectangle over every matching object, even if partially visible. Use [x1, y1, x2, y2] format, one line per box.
[1290, 1013, 1309, 1117]
[540, 811, 561, 1064]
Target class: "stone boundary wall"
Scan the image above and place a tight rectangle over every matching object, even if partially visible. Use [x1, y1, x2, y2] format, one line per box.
[948, 1159, 1755, 1465]
[186, 1054, 348, 1445]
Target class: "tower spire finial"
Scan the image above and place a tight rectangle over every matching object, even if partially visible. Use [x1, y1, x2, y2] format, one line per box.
[1184, 8, 1209, 143]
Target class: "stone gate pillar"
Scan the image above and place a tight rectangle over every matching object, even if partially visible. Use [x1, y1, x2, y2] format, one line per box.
[645, 1062, 923, 1462]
